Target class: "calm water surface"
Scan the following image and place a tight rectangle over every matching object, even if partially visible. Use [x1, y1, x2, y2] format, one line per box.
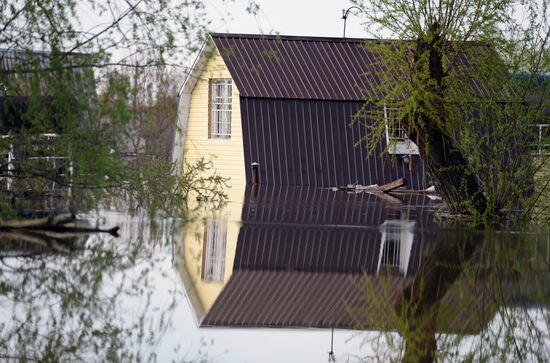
[1, 186, 549, 362]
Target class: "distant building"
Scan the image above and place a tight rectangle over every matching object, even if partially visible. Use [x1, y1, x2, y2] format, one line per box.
[0, 48, 95, 134]
[0, 48, 95, 207]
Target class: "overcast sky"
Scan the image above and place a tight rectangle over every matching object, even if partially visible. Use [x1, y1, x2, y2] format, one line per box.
[204, 0, 369, 39]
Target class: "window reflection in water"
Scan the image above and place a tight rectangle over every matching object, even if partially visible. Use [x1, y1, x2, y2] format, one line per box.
[202, 218, 227, 282]
[378, 214, 416, 276]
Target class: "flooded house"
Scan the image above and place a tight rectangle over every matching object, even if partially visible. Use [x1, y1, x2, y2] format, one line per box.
[171, 34, 550, 360]
[172, 33, 430, 189]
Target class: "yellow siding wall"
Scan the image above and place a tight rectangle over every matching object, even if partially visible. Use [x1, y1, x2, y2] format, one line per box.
[182, 47, 245, 187]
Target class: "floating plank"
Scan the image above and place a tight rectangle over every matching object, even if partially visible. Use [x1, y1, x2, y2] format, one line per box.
[380, 178, 407, 193]
[337, 184, 379, 192]
[0, 214, 119, 237]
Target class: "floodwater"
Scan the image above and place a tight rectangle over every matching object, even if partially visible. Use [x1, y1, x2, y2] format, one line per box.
[1, 185, 549, 362]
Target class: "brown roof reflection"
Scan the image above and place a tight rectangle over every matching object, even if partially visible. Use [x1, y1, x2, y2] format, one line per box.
[202, 270, 406, 329]
[202, 270, 500, 334]
[200, 186, 501, 334]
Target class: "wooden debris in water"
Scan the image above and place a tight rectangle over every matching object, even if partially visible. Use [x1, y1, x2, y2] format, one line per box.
[337, 178, 408, 193]
[0, 213, 119, 236]
[380, 178, 407, 193]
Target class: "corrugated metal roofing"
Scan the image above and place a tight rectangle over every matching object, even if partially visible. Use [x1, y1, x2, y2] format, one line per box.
[200, 186, 502, 332]
[0, 48, 90, 73]
[0, 48, 53, 74]
[202, 271, 393, 329]
[211, 33, 498, 101]
[233, 225, 384, 273]
[240, 185, 436, 227]
[0, 49, 96, 132]
[212, 33, 380, 101]
[233, 185, 428, 274]
[0, 48, 94, 94]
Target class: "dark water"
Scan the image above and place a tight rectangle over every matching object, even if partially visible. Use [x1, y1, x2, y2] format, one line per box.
[1, 186, 549, 362]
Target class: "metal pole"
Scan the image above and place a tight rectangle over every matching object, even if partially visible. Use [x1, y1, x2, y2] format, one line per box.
[251, 162, 260, 185]
[328, 328, 335, 362]
[342, 6, 364, 38]
[343, 10, 348, 38]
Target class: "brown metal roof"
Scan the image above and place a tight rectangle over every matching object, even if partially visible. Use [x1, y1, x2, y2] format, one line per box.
[240, 186, 436, 226]
[240, 98, 431, 187]
[233, 187, 429, 274]
[199, 185, 504, 333]
[212, 33, 382, 101]
[211, 33, 499, 101]
[234, 225, 383, 273]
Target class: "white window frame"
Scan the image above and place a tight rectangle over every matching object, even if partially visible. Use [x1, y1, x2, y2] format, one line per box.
[210, 79, 232, 139]
[384, 105, 419, 155]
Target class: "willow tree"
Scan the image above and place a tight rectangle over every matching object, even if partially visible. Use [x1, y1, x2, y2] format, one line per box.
[0, 0, 222, 217]
[353, 0, 550, 218]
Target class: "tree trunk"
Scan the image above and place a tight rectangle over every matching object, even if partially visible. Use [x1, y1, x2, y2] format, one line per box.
[412, 125, 487, 214]
[409, 25, 488, 215]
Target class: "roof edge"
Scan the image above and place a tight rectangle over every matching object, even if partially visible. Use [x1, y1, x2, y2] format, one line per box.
[177, 35, 215, 98]
[210, 32, 493, 47]
[210, 32, 379, 43]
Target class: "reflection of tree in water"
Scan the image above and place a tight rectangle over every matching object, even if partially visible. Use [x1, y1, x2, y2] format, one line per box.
[0, 214, 206, 362]
[352, 228, 550, 362]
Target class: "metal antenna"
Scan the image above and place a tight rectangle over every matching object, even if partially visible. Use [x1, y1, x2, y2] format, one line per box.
[341, 6, 364, 38]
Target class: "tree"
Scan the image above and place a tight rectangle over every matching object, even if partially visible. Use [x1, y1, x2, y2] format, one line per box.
[345, 3, 550, 361]
[0, 0, 222, 217]
[352, 0, 550, 219]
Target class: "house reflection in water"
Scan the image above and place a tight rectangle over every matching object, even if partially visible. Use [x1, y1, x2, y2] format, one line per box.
[200, 186, 441, 329]
[177, 185, 442, 327]
[176, 185, 511, 334]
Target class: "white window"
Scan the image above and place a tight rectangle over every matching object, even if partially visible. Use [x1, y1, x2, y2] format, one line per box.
[384, 105, 419, 155]
[210, 79, 232, 139]
[202, 218, 227, 282]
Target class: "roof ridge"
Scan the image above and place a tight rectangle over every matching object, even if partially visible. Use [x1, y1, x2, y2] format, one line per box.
[210, 33, 491, 47]
[210, 32, 381, 43]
